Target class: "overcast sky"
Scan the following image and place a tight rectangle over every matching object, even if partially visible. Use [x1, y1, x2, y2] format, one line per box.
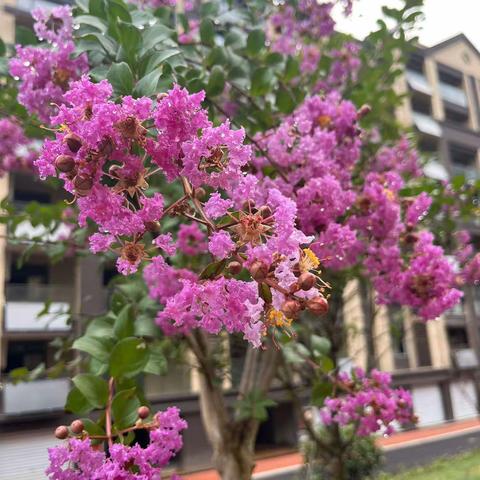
[332, 0, 480, 50]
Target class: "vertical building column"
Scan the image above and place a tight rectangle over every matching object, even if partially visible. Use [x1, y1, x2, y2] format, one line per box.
[374, 306, 395, 372]
[0, 175, 9, 371]
[426, 317, 452, 368]
[344, 279, 367, 370]
[424, 58, 445, 121]
[403, 310, 419, 369]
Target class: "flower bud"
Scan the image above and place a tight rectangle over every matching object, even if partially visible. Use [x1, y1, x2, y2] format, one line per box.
[249, 260, 269, 281]
[73, 174, 93, 196]
[137, 406, 150, 419]
[194, 187, 206, 199]
[145, 221, 160, 233]
[55, 155, 76, 173]
[281, 299, 301, 318]
[55, 425, 69, 440]
[306, 295, 329, 315]
[298, 272, 316, 291]
[64, 133, 82, 153]
[70, 420, 84, 435]
[227, 261, 242, 275]
[357, 104, 372, 120]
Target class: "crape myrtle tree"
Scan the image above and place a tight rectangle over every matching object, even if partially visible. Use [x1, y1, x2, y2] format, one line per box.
[0, 0, 479, 479]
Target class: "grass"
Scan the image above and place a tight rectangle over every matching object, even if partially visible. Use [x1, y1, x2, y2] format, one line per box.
[379, 449, 480, 479]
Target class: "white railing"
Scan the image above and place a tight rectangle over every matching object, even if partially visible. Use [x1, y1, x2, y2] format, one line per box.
[4, 284, 71, 332]
[1, 378, 69, 415]
[439, 82, 468, 108]
[412, 112, 442, 137]
[406, 70, 432, 95]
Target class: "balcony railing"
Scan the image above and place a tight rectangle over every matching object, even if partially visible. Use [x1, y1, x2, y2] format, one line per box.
[0, 377, 69, 415]
[11, 220, 72, 243]
[412, 112, 442, 137]
[406, 70, 432, 95]
[439, 82, 468, 108]
[4, 284, 71, 332]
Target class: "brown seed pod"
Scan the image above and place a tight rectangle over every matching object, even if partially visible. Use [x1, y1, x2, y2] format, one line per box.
[306, 296, 329, 315]
[258, 205, 272, 219]
[281, 299, 301, 318]
[194, 187, 206, 199]
[73, 174, 93, 196]
[64, 133, 82, 153]
[70, 420, 84, 435]
[55, 154, 76, 173]
[249, 260, 269, 281]
[137, 406, 150, 419]
[227, 261, 242, 275]
[54, 425, 69, 440]
[298, 272, 316, 291]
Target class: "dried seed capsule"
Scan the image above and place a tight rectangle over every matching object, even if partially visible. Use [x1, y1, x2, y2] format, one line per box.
[54, 155, 75, 173]
[73, 174, 93, 196]
[298, 272, 316, 291]
[306, 296, 329, 315]
[64, 133, 82, 153]
[281, 299, 301, 318]
[227, 261, 242, 275]
[249, 260, 269, 281]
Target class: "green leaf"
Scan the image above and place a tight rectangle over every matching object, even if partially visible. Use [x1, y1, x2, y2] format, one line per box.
[246, 29, 265, 56]
[276, 86, 295, 114]
[134, 68, 162, 97]
[143, 49, 181, 74]
[81, 33, 116, 57]
[86, 316, 114, 337]
[15, 26, 38, 46]
[224, 31, 245, 49]
[311, 335, 331, 357]
[140, 25, 173, 55]
[206, 46, 227, 67]
[114, 305, 135, 339]
[112, 388, 141, 430]
[118, 22, 141, 56]
[0, 39, 6, 57]
[107, 0, 132, 22]
[200, 18, 215, 47]
[89, 0, 107, 19]
[108, 62, 134, 95]
[73, 374, 109, 409]
[250, 67, 273, 96]
[236, 389, 276, 421]
[258, 283, 272, 304]
[206, 65, 225, 97]
[109, 337, 149, 378]
[143, 343, 167, 375]
[75, 15, 107, 32]
[311, 381, 333, 406]
[73, 335, 111, 363]
[81, 418, 106, 437]
[65, 386, 95, 414]
[284, 56, 300, 81]
[72, 335, 111, 362]
[199, 259, 227, 280]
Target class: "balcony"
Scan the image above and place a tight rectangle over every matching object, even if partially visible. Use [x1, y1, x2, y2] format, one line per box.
[406, 70, 432, 95]
[4, 284, 71, 332]
[0, 377, 69, 416]
[412, 112, 442, 137]
[12, 220, 72, 244]
[439, 82, 468, 109]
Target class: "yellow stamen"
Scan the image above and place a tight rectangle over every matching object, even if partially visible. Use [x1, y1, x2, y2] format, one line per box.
[300, 248, 320, 272]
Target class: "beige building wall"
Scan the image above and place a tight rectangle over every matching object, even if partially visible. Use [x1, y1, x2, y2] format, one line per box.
[0, 0, 16, 43]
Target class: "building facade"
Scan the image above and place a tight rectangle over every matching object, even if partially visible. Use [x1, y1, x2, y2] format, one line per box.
[345, 34, 480, 427]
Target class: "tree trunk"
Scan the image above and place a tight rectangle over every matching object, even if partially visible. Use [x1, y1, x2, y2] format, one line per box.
[188, 330, 280, 480]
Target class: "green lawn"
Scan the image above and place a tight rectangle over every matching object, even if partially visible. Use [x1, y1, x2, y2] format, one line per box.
[379, 450, 480, 479]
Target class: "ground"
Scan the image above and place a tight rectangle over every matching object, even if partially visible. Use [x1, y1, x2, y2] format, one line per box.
[380, 449, 480, 479]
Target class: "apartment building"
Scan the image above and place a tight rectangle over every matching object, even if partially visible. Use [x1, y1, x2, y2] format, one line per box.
[346, 34, 480, 427]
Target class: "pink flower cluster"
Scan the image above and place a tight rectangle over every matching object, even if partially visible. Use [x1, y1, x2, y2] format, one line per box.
[36, 77, 328, 347]
[320, 368, 415, 436]
[9, 6, 88, 123]
[46, 407, 186, 480]
[0, 117, 37, 176]
[254, 93, 462, 320]
[455, 230, 480, 285]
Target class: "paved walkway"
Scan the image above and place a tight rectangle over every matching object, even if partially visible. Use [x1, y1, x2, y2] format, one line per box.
[181, 418, 480, 480]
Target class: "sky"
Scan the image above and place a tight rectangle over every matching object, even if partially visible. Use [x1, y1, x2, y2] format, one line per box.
[332, 0, 480, 50]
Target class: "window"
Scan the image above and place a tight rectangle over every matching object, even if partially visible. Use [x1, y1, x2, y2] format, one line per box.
[4, 340, 51, 373]
[449, 144, 478, 179]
